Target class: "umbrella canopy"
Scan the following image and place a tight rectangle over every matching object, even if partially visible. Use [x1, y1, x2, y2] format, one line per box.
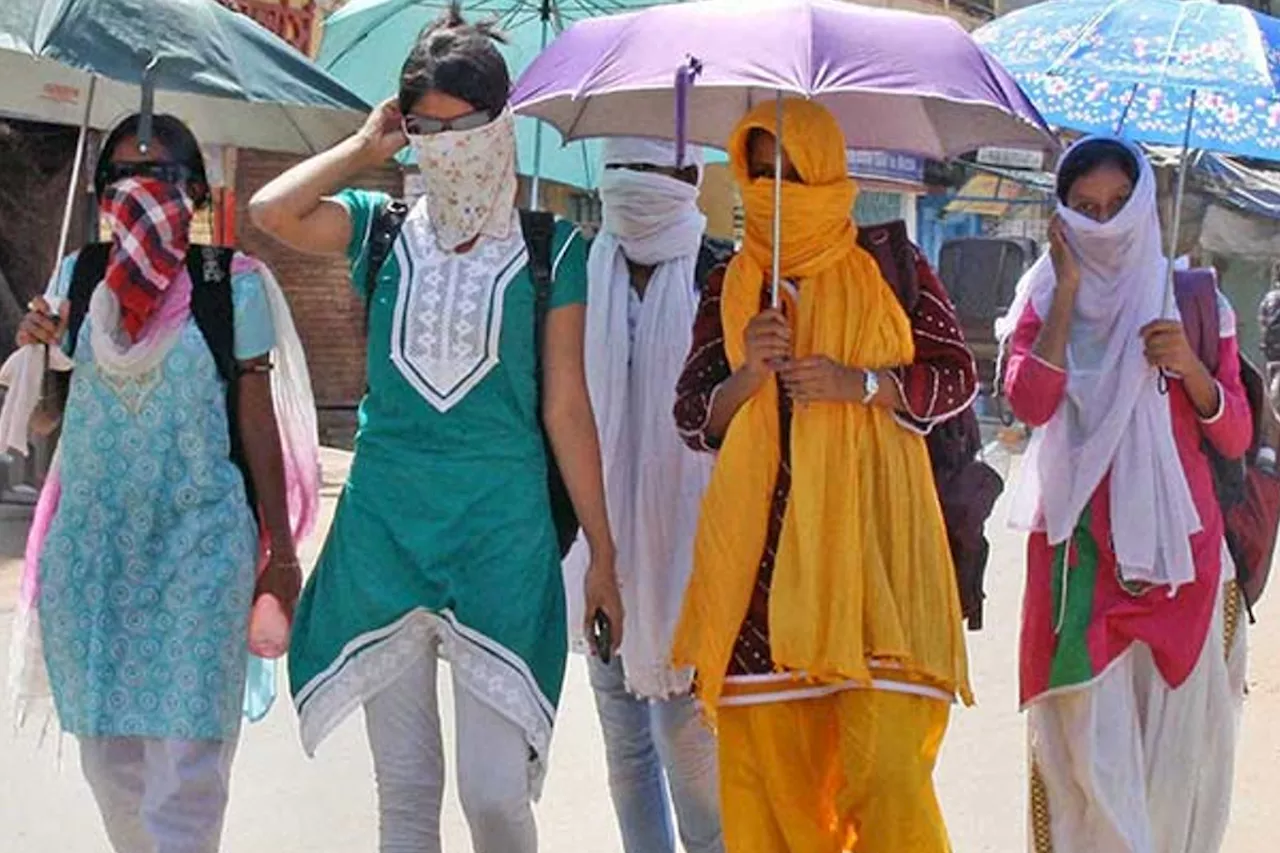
[510, 0, 1054, 160]
[974, 0, 1280, 160]
[0, 0, 370, 154]
[318, 0, 666, 189]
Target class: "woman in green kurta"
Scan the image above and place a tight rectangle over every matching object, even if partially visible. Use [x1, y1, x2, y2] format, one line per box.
[249, 8, 621, 852]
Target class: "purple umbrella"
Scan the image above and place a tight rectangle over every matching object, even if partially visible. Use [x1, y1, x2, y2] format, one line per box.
[511, 0, 1054, 301]
[510, 0, 1053, 160]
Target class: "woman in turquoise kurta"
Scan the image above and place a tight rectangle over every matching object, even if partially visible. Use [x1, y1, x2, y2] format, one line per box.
[7, 114, 310, 853]
[252, 8, 621, 852]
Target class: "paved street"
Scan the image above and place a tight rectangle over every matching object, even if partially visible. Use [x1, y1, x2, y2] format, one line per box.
[0, 449, 1277, 852]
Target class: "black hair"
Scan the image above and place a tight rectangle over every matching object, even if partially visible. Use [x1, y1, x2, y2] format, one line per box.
[93, 113, 211, 209]
[1056, 139, 1140, 204]
[398, 2, 511, 118]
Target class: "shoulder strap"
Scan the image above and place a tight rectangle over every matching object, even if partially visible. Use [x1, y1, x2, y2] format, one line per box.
[1174, 268, 1222, 376]
[66, 243, 112, 357]
[187, 245, 237, 385]
[522, 210, 558, 352]
[857, 220, 920, 314]
[364, 198, 409, 333]
[186, 244, 256, 515]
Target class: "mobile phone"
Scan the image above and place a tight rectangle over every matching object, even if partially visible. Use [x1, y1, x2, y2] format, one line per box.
[592, 608, 613, 665]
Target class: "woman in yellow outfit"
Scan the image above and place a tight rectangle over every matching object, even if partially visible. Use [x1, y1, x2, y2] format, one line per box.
[672, 99, 976, 853]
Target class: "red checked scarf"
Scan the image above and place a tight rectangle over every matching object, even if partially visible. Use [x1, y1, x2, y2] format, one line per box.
[99, 177, 193, 341]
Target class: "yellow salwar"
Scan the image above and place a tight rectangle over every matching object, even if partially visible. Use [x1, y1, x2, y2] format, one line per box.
[671, 99, 969, 853]
[719, 691, 952, 853]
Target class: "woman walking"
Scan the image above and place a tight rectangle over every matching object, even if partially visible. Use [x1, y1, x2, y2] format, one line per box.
[249, 6, 620, 853]
[999, 137, 1250, 853]
[672, 98, 975, 853]
[6, 112, 317, 853]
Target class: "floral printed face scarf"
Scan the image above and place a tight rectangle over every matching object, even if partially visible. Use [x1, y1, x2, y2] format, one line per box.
[99, 176, 194, 341]
[408, 108, 518, 251]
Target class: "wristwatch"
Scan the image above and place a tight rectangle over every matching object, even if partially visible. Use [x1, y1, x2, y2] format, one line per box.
[861, 370, 880, 404]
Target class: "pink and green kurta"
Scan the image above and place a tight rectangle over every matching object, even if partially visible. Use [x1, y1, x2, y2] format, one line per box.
[1004, 300, 1252, 708]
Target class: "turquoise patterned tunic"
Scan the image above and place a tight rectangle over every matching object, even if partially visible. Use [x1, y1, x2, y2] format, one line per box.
[288, 191, 586, 793]
[38, 254, 275, 741]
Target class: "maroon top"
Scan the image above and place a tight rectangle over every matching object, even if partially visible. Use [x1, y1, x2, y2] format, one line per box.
[674, 250, 978, 676]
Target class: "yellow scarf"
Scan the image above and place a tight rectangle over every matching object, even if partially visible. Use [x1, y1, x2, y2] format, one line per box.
[672, 99, 970, 713]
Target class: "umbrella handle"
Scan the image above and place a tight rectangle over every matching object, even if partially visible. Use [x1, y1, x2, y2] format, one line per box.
[137, 55, 160, 154]
[674, 57, 703, 169]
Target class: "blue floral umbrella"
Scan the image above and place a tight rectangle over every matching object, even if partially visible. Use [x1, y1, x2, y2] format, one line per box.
[975, 0, 1280, 305]
[975, 0, 1280, 158]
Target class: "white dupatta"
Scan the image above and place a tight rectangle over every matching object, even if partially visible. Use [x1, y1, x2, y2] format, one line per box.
[996, 137, 1201, 594]
[562, 140, 714, 699]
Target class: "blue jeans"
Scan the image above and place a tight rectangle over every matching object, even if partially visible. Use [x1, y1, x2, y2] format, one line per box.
[588, 655, 724, 853]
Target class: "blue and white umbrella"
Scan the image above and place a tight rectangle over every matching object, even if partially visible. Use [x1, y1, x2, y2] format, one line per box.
[975, 0, 1280, 159]
[976, 0, 1280, 304]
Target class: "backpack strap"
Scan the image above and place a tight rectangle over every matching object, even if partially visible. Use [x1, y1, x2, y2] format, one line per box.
[857, 220, 920, 313]
[520, 209, 581, 557]
[183, 246, 258, 515]
[187, 246, 238, 385]
[66, 243, 112, 357]
[364, 198, 409, 334]
[522, 209, 557, 333]
[1174, 268, 1222, 375]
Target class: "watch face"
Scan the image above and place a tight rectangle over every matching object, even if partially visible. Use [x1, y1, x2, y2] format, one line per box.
[864, 371, 879, 400]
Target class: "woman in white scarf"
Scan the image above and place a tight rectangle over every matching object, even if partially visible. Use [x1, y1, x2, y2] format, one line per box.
[998, 137, 1251, 853]
[563, 137, 724, 853]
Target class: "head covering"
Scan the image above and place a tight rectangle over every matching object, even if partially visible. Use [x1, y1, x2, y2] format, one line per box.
[564, 137, 712, 698]
[601, 137, 705, 177]
[672, 99, 970, 717]
[99, 176, 193, 342]
[997, 136, 1201, 593]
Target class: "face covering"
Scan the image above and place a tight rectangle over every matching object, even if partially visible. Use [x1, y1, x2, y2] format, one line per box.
[598, 168, 705, 266]
[409, 107, 519, 251]
[99, 176, 194, 341]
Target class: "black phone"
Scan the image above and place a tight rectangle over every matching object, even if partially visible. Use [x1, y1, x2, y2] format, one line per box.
[592, 608, 613, 665]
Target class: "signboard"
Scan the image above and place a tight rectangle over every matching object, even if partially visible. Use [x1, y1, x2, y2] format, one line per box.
[976, 147, 1045, 171]
[847, 150, 925, 186]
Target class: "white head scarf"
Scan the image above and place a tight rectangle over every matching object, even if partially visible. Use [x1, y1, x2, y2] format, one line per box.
[997, 136, 1201, 594]
[562, 138, 713, 698]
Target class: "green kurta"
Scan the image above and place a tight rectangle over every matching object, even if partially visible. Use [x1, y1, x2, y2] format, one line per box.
[289, 190, 586, 791]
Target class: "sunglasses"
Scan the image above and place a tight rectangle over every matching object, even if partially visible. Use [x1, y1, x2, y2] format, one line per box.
[402, 110, 494, 137]
[103, 161, 193, 187]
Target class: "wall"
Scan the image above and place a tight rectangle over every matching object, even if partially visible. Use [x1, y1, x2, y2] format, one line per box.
[701, 164, 738, 241]
[235, 149, 401, 445]
[1215, 254, 1270, 363]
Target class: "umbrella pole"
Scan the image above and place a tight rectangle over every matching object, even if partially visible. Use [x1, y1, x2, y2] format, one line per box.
[771, 91, 783, 308]
[529, 1, 553, 212]
[1163, 89, 1197, 317]
[55, 75, 97, 269]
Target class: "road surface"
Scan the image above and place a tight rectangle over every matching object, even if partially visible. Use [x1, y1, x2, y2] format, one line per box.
[0, 450, 1276, 851]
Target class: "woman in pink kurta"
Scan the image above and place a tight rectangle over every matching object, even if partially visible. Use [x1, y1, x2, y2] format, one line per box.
[999, 137, 1250, 853]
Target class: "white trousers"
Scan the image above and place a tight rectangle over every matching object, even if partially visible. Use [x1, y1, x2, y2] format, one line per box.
[79, 735, 240, 853]
[1029, 581, 1247, 853]
[363, 641, 537, 853]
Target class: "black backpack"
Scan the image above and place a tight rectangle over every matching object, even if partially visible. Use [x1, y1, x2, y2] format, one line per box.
[362, 201, 580, 558]
[63, 244, 258, 511]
